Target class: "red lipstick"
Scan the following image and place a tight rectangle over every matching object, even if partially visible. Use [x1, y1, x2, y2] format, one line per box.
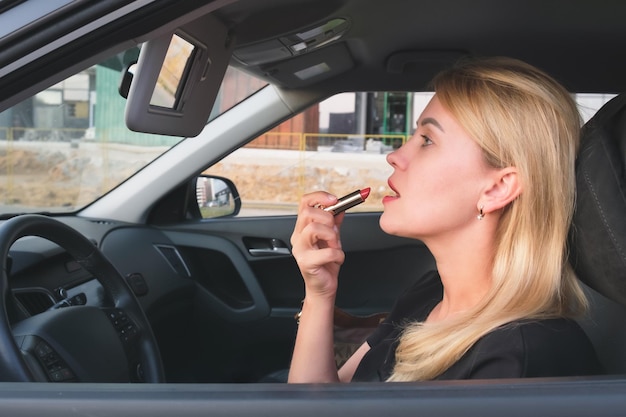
[323, 187, 371, 215]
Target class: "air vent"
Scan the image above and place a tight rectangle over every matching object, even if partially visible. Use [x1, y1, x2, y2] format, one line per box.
[90, 219, 117, 226]
[14, 290, 55, 315]
[155, 245, 191, 277]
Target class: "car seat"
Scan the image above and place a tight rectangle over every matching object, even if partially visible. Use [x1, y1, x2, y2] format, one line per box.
[569, 92, 626, 374]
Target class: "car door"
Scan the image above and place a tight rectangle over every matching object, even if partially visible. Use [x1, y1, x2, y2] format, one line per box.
[158, 210, 434, 382]
[156, 213, 433, 382]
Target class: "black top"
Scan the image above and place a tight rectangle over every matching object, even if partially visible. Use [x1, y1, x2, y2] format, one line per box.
[352, 271, 603, 381]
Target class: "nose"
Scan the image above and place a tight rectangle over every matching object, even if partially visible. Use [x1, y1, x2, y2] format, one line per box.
[386, 142, 406, 169]
[386, 149, 397, 167]
[387, 132, 417, 169]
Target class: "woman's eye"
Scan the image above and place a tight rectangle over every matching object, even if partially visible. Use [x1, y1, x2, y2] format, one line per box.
[421, 135, 433, 146]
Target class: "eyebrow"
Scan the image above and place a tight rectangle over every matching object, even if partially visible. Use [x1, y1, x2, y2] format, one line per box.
[419, 117, 445, 132]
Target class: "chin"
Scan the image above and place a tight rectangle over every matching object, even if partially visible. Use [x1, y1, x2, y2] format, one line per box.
[379, 212, 399, 236]
[379, 212, 424, 240]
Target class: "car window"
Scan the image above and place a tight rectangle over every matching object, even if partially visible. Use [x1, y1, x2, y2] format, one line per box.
[0, 47, 267, 216]
[205, 92, 433, 216]
[205, 91, 615, 217]
[577, 93, 617, 123]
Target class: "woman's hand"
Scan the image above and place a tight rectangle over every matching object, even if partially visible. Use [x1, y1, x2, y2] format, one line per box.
[289, 191, 357, 383]
[291, 191, 345, 299]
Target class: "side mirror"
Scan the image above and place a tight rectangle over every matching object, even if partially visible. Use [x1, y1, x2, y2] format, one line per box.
[195, 175, 240, 218]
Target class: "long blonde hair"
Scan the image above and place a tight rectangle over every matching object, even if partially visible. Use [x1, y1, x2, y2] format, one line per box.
[389, 57, 587, 382]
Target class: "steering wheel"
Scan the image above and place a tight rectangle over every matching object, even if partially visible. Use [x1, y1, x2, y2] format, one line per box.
[0, 214, 165, 382]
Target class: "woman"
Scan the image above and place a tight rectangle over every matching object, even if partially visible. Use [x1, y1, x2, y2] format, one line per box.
[288, 57, 601, 383]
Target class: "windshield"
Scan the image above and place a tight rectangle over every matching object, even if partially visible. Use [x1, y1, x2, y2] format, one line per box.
[0, 46, 267, 216]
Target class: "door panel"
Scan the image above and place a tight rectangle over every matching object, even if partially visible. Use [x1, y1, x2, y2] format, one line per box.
[165, 232, 269, 322]
[161, 212, 435, 382]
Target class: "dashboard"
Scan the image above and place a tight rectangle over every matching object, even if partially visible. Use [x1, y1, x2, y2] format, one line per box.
[7, 217, 196, 327]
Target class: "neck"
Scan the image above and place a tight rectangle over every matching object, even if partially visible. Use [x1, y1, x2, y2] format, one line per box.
[423, 222, 497, 323]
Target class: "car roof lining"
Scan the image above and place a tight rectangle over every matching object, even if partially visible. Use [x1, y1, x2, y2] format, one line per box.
[220, 0, 626, 94]
[0, 0, 623, 116]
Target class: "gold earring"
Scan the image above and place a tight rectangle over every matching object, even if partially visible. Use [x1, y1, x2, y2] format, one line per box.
[477, 205, 485, 220]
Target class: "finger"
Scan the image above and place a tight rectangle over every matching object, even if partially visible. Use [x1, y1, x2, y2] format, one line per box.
[291, 208, 332, 247]
[298, 191, 338, 211]
[293, 192, 338, 236]
[334, 211, 345, 228]
[322, 212, 345, 250]
[302, 247, 346, 271]
[293, 246, 345, 275]
[293, 221, 341, 252]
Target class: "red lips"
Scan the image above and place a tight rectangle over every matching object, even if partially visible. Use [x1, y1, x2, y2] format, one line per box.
[383, 180, 399, 204]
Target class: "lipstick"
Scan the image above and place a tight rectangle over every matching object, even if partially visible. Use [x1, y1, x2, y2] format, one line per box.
[322, 187, 371, 215]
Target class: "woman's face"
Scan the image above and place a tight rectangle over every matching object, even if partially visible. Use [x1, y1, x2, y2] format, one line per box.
[380, 95, 496, 241]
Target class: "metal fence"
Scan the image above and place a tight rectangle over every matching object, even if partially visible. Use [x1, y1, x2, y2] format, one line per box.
[0, 127, 90, 142]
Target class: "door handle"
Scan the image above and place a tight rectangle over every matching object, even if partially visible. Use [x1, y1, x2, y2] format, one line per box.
[244, 237, 291, 256]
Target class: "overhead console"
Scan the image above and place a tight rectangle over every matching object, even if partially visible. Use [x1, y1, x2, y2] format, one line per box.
[233, 18, 350, 65]
[232, 18, 354, 88]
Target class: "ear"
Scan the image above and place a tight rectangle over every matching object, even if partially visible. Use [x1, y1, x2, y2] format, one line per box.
[479, 167, 522, 214]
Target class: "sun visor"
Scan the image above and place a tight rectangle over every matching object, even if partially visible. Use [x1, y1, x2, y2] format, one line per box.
[125, 13, 234, 137]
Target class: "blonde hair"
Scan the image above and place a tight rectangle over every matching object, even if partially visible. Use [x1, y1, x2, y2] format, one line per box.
[389, 57, 587, 382]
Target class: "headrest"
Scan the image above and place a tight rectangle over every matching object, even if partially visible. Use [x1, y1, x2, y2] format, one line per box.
[569, 93, 626, 306]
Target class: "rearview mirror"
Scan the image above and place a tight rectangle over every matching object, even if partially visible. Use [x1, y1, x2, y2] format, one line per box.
[118, 62, 137, 99]
[195, 175, 240, 218]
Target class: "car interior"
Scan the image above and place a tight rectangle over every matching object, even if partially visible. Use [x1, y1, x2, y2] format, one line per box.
[0, 0, 625, 415]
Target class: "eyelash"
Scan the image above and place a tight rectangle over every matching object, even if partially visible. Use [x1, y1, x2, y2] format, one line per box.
[420, 135, 433, 147]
